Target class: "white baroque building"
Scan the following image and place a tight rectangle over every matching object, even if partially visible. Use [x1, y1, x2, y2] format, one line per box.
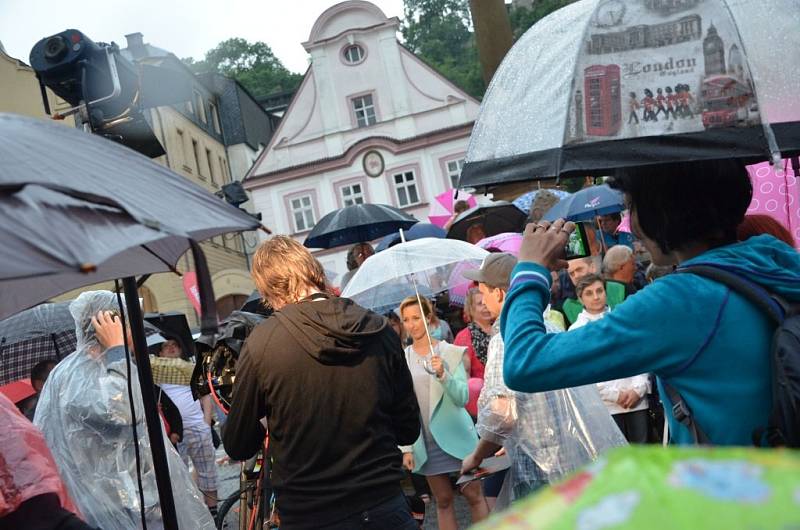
[243, 0, 480, 284]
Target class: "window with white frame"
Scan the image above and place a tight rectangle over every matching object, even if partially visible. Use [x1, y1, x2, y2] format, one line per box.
[393, 170, 421, 207]
[352, 94, 377, 127]
[446, 158, 466, 188]
[343, 44, 365, 64]
[194, 91, 207, 123]
[290, 195, 316, 232]
[340, 182, 365, 207]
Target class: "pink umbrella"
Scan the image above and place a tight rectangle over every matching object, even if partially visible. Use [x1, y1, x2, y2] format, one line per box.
[449, 233, 523, 305]
[746, 158, 800, 248]
[428, 189, 477, 228]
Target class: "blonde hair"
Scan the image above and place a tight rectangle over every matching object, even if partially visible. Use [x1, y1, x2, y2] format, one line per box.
[252, 236, 327, 308]
[463, 287, 481, 322]
[399, 296, 434, 321]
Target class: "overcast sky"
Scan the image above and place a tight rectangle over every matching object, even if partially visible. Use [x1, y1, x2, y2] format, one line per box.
[0, 0, 406, 73]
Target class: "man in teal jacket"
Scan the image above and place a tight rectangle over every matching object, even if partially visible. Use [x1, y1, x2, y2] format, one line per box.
[500, 160, 800, 445]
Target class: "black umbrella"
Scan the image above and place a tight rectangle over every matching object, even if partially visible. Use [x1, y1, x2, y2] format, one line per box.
[303, 203, 417, 249]
[0, 302, 75, 385]
[0, 113, 261, 529]
[446, 201, 527, 241]
[144, 312, 195, 357]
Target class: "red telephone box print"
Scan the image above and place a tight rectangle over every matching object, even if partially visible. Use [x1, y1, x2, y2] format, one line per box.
[584, 65, 622, 136]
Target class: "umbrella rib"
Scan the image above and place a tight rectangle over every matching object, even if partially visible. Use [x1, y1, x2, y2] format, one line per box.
[140, 244, 182, 276]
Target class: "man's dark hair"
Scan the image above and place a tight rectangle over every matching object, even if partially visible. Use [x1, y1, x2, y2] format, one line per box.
[609, 160, 752, 254]
[601, 212, 622, 223]
[31, 359, 57, 382]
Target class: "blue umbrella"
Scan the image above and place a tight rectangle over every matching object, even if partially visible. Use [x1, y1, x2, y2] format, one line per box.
[542, 185, 624, 222]
[375, 222, 446, 252]
[512, 189, 571, 214]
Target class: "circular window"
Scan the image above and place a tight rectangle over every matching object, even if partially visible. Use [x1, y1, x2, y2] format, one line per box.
[342, 44, 365, 65]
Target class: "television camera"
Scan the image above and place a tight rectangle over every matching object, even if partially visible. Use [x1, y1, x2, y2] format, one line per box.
[30, 29, 193, 158]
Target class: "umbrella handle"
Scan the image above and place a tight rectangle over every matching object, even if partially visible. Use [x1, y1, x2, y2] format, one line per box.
[399, 228, 438, 376]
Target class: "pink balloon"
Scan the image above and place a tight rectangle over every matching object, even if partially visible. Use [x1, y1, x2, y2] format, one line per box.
[466, 377, 484, 417]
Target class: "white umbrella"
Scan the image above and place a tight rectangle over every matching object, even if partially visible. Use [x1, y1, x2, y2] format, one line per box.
[342, 236, 488, 372]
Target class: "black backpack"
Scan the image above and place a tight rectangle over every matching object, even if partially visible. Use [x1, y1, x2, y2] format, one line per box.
[668, 265, 800, 447]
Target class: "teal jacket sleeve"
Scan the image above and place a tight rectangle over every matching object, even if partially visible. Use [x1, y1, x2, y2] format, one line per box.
[500, 262, 722, 393]
[438, 362, 469, 407]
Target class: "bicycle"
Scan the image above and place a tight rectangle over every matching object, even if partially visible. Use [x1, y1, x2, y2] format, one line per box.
[216, 440, 278, 530]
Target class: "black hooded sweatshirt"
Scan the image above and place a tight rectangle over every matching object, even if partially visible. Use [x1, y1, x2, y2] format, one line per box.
[222, 294, 420, 528]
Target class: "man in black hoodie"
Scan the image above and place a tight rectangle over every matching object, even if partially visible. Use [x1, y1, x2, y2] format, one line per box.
[223, 236, 421, 529]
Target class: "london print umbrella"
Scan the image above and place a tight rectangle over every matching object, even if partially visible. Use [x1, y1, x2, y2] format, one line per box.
[472, 445, 800, 530]
[460, 0, 800, 188]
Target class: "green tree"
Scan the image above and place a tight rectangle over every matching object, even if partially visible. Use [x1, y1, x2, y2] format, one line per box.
[402, 0, 485, 98]
[184, 38, 302, 99]
[509, 0, 578, 39]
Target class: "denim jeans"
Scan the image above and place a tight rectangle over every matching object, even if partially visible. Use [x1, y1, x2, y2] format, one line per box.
[314, 494, 419, 530]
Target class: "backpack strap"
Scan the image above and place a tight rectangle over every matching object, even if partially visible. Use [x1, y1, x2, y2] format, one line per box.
[675, 264, 791, 446]
[662, 380, 712, 445]
[677, 265, 787, 324]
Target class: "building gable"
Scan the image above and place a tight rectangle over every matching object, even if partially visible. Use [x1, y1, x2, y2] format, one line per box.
[247, 0, 480, 180]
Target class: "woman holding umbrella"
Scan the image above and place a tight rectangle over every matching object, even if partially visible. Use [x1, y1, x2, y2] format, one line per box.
[399, 296, 488, 529]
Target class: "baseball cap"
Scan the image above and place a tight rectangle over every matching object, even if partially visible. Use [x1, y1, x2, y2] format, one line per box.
[462, 252, 518, 289]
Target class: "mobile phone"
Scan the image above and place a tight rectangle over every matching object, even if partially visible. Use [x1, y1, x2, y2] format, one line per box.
[565, 223, 591, 260]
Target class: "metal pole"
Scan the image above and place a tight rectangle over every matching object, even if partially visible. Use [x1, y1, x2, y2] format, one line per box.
[122, 276, 179, 530]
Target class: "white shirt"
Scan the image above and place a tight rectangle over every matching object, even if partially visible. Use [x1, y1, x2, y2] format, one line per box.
[569, 308, 650, 415]
[161, 384, 206, 428]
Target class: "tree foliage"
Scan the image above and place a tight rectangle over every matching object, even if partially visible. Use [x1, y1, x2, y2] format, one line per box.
[183, 38, 302, 99]
[509, 0, 579, 39]
[402, 0, 485, 99]
[401, 0, 578, 99]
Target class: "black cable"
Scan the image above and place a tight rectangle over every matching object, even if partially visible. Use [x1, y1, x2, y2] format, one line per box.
[114, 280, 148, 529]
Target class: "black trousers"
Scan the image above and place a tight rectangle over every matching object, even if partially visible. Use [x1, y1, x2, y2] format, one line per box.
[613, 409, 650, 444]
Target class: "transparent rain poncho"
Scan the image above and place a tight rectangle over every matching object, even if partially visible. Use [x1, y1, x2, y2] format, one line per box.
[33, 291, 214, 530]
[477, 321, 627, 507]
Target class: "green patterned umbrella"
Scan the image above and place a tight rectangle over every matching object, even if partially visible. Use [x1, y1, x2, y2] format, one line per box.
[473, 445, 800, 530]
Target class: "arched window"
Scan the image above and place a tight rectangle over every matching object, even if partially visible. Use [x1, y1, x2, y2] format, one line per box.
[342, 44, 365, 65]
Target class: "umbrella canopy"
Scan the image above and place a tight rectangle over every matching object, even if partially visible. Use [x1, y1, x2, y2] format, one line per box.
[460, 0, 800, 188]
[303, 203, 417, 249]
[428, 189, 478, 228]
[0, 302, 75, 386]
[0, 114, 261, 321]
[0, 378, 37, 404]
[143, 312, 194, 357]
[449, 233, 524, 305]
[472, 445, 800, 530]
[512, 189, 572, 215]
[446, 202, 528, 241]
[375, 223, 447, 252]
[747, 158, 800, 248]
[341, 238, 488, 312]
[542, 184, 624, 222]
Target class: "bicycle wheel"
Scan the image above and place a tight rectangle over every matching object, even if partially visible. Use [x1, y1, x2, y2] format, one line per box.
[216, 490, 243, 530]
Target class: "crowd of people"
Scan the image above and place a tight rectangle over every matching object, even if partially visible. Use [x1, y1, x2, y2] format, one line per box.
[3, 158, 799, 529]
